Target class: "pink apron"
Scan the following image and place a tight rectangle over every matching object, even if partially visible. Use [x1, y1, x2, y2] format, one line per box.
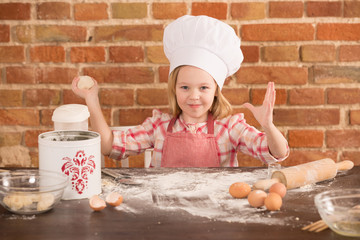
[161, 113, 220, 167]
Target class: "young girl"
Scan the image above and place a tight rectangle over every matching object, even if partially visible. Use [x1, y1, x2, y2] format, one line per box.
[72, 15, 289, 168]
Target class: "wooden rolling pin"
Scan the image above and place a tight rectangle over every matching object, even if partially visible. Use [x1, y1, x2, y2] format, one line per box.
[254, 158, 354, 190]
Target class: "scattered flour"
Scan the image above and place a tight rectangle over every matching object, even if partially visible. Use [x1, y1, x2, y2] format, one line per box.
[101, 169, 314, 225]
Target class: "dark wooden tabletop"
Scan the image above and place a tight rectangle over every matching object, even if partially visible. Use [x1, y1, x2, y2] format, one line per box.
[1, 167, 359, 240]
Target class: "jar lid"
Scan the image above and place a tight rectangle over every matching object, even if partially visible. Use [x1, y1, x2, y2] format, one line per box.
[52, 104, 90, 123]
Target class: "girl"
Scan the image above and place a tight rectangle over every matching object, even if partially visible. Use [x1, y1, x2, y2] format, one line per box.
[72, 15, 289, 168]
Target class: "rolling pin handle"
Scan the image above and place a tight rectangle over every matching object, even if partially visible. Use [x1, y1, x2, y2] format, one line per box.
[253, 178, 280, 191]
[336, 160, 354, 171]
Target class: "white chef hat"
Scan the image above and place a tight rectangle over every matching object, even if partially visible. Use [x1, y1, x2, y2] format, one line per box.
[163, 15, 244, 89]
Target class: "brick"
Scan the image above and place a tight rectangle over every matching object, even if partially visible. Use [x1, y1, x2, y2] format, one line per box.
[118, 108, 154, 126]
[37, 2, 70, 20]
[30, 46, 65, 63]
[350, 110, 360, 125]
[74, 3, 108, 21]
[100, 89, 134, 106]
[307, 1, 342, 17]
[159, 66, 170, 83]
[289, 88, 324, 105]
[191, 2, 227, 19]
[237, 152, 264, 167]
[0, 3, 30, 20]
[241, 46, 259, 63]
[0, 90, 22, 107]
[0, 25, 10, 42]
[63, 89, 86, 105]
[40, 109, 54, 126]
[137, 89, 168, 106]
[283, 150, 337, 166]
[251, 88, 287, 105]
[25, 89, 61, 107]
[109, 46, 144, 63]
[112, 3, 147, 19]
[339, 45, 360, 62]
[327, 88, 360, 104]
[301, 45, 336, 62]
[153, 3, 187, 19]
[70, 47, 105, 63]
[236, 67, 308, 85]
[94, 25, 163, 42]
[30, 151, 39, 168]
[15, 25, 32, 43]
[344, 1, 360, 17]
[311, 66, 360, 84]
[327, 130, 360, 148]
[35, 25, 87, 42]
[6, 67, 36, 84]
[231, 3, 265, 20]
[147, 46, 168, 64]
[103, 156, 119, 168]
[269, 1, 303, 18]
[0, 109, 39, 126]
[261, 45, 298, 62]
[242, 24, 314, 41]
[288, 130, 324, 148]
[341, 151, 360, 166]
[222, 88, 249, 105]
[273, 108, 340, 126]
[0, 132, 22, 147]
[101, 108, 112, 126]
[0, 46, 24, 63]
[317, 23, 360, 41]
[83, 67, 154, 84]
[25, 130, 48, 148]
[37, 67, 78, 84]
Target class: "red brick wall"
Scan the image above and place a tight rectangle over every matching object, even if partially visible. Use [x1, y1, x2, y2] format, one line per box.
[0, 1, 360, 168]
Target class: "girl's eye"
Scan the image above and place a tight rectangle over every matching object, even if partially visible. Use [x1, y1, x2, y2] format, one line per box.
[180, 86, 188, 90]
[200, 86, 208, 90]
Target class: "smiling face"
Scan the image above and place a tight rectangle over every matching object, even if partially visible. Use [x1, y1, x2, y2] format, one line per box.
[175, 66, 217, 123]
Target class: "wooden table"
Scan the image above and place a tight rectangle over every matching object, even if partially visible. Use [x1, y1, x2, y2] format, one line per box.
[1, 167, 359, 240]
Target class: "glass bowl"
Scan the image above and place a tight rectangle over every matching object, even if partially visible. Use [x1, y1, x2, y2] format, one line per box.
[315, 189, 360, 237]
[0, 170, 68, 215]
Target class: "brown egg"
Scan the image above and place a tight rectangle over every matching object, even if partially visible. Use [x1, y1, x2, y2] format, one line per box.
[89, 195, 106, 211]
[105, 191, 123, 207]
[229, 182, 251, 198]
[269, 183, 287, 198]
[264, 192, 282, 211]
[247, 190, 267, 208]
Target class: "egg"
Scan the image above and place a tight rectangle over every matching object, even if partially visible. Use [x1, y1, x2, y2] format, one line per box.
[105, 191, 123, 207]
[247, 190, 267, 208]
[229, 182, 251, 198]
[89, 195, 106, 211]
[77, 76, 94, 90]
[269, 182, 287, 198]
[264, 192, 282, 211]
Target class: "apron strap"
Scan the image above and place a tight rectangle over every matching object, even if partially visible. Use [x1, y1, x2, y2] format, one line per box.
[167, 112, 214, 134]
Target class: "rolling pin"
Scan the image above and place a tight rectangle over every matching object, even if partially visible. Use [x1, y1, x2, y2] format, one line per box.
[254, 158, 354, 190]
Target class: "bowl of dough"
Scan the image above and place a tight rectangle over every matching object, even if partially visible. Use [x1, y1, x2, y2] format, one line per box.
[0, 169, 68, 214]
[315, 189, 360, 237]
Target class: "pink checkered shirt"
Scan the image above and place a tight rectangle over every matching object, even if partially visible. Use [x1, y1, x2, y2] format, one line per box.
[110, 109, 288, 167]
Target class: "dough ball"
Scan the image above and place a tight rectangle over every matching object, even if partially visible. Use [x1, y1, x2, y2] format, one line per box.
[77, 76, 94, 90]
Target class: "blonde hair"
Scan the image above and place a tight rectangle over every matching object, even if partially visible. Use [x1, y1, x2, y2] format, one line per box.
[168, 66, 233, 120]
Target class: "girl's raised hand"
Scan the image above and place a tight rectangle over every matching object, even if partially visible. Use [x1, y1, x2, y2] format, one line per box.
[71, 76, 99, 101]
[242, 82, 276, 129]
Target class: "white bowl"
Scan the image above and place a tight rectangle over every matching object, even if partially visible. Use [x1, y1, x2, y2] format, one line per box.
[0, 170, 68, 214]
[315, 189, 360, 237]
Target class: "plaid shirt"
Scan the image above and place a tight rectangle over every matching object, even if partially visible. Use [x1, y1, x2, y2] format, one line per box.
[110, 109, 288, 167]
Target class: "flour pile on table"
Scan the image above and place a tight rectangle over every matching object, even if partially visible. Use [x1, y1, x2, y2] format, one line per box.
[101, 169, 318, 225]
